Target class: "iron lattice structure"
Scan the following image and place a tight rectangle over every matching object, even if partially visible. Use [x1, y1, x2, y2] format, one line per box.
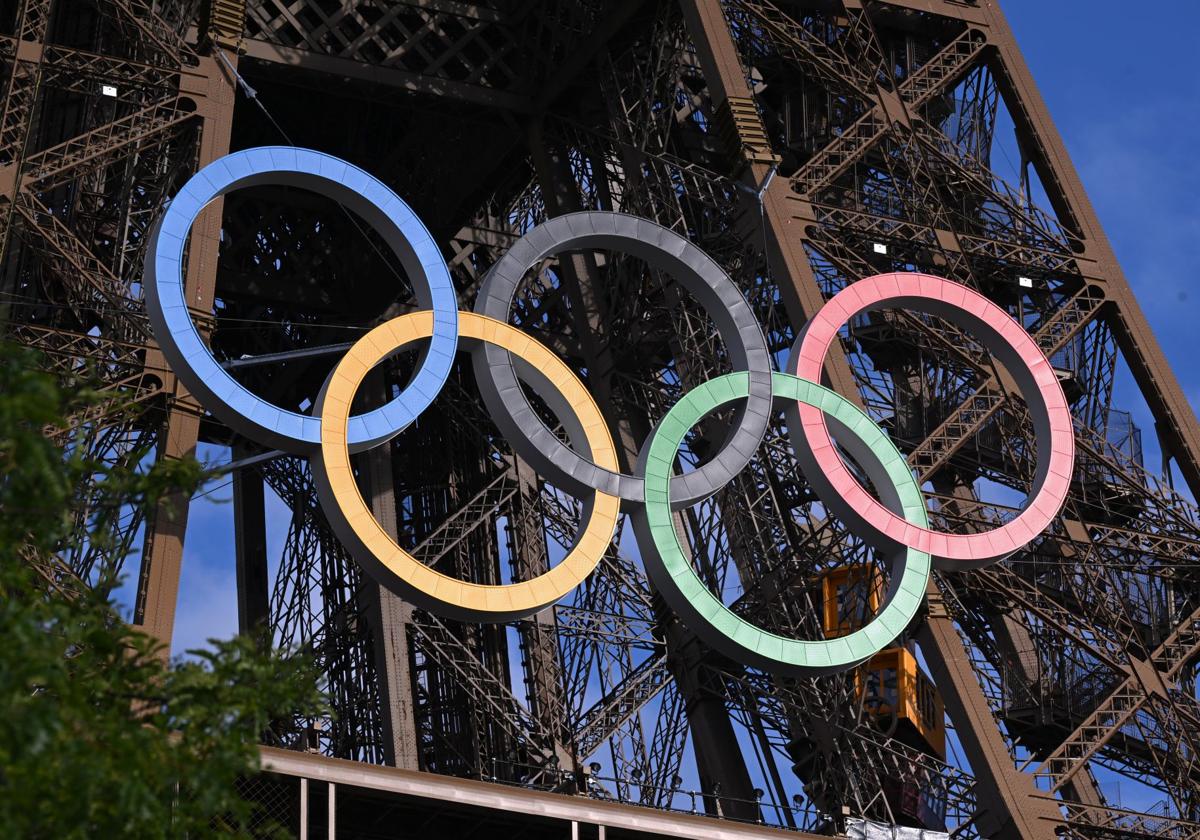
[6, 0, 1200, 837]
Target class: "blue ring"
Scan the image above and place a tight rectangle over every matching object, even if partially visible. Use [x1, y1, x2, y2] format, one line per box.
[144, 146, 458, 454]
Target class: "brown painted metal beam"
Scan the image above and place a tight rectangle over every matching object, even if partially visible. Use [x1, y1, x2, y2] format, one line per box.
[681, 0, 863, 405]
[917, 596, 1062, 839]
[239, 38, 533, 112]
[133, 48, 238, 649]
[355, 373, 421, 770]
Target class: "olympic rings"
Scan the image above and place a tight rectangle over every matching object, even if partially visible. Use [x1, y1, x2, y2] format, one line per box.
[787, 273, 1075, 569]
[474, 212, 773, 510]
[144, 146, 458, 455]
[311, 311, 621, 622]
[633, 372, 931, 676]
[145, 149, 1077, 676]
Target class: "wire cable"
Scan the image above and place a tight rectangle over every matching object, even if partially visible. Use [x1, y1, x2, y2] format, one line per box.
[214, 50, 420, 298]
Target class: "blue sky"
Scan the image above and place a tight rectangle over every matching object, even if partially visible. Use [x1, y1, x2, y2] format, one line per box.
[1003, 1, 1200, 463]
[149, 2, 1197, 813]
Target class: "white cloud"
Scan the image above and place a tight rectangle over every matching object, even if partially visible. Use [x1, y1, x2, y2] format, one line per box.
[171, 492, 240, 657]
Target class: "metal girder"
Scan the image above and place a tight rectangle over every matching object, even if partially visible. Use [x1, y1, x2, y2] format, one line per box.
[132, 45, 239, 649]
[13, 193, 151, 341]
[407, 610, 570, 766]
[1031, 601, 1200, 793]
[99, 0, 199, 66]
[576, 653, 671, 760]
[241, 1, 622, 112]
[507, 458, 571, 759]
[726, 0, 878, 101]
[410, 472, 519, 568]
[798, 201, 1080, 276]
[0, 34, 183, 97]
[969, 564, 1132, 676]
[0, 1, 49, 166]
[11, 98, 196, 191]
[905, 282, 1106, 483]
[1047, 796, 1200, 840]
[6, 321, 149, 372]
[39, 42, 183, 94]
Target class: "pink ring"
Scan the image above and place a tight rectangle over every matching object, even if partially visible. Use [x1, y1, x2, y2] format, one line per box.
[788, 273, 1074, 569]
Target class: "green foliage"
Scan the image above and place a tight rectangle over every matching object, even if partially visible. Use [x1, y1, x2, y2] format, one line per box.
[0, 343, 326, 838]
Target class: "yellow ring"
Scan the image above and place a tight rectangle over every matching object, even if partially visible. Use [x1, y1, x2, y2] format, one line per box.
[313, 311, 621, 622]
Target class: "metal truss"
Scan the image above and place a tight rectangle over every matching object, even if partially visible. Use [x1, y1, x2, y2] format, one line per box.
[6, 2, 1200, 839]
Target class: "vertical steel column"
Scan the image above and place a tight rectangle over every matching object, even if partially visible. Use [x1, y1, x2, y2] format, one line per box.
[529, 121, 760, 821]
[917, 587, 1060, 840]
[327, 781, 336, 838]
[133, 42, 238, 648]
[232, 445, 271, 639]
[356, 372, 420, 769]
[359, 585, 420, 769]
[509, 454, 569, 750]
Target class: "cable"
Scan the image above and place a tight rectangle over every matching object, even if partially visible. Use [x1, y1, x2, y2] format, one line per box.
[214, 50, 419, 297]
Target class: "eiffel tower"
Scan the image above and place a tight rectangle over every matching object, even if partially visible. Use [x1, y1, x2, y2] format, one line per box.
[4, 0, 1199, 837]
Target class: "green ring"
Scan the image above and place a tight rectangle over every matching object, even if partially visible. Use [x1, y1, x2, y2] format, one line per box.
[633, 371, 931, 676]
